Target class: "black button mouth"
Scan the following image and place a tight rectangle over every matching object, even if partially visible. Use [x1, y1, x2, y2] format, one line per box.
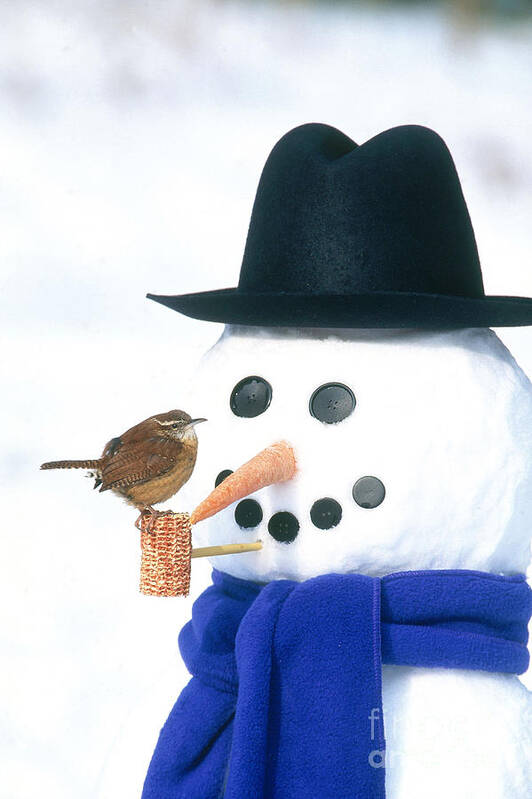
[235, 499, 263, 529]
[215, 469, 233, 487]
[268, 511, 299, 543]
[353, 476, 386, 508]
[310, 497, 342, 529]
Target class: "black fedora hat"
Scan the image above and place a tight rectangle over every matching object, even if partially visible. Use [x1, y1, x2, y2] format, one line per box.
[148, 123, 532, 328]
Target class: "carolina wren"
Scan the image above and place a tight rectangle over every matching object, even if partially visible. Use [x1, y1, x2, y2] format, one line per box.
[41, 410, 206, 526]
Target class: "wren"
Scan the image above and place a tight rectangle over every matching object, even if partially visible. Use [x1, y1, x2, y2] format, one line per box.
[41, 410, 206, 527]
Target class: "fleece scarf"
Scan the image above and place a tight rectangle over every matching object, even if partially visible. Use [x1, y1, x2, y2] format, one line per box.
[142, 568, 531, 799]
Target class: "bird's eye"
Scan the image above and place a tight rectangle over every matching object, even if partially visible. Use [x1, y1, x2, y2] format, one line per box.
[230, 376, 272, 418]
[172, 423, 179, 429]
[309, 382, 356, 424]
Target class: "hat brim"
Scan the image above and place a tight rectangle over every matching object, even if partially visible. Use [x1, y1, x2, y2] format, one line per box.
[147, 289, 532, 328]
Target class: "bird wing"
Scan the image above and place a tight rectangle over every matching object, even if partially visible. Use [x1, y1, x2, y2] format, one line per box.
[99, 437, 181, 492]
[101, 436, 123, 459]
[99, 417, 162, 459]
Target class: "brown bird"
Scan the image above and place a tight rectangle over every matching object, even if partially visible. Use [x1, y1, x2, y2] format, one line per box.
[40, 410, 207, 528]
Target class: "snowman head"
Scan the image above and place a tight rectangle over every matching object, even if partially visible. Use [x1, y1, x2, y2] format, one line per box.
[180, 325, 532, 582]
[149, 123, 532, 582]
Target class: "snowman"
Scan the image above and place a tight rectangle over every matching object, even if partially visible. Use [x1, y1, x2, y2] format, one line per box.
[142, 124, 532, 799]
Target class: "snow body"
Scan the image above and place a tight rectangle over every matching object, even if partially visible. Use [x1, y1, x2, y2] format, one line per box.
[179, 325, 532, 798]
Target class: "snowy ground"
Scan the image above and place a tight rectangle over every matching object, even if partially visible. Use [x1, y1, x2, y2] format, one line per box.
[2, 2, 532, 797]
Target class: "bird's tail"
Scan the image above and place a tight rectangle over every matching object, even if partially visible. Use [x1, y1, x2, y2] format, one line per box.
[40, 459, 101, 470]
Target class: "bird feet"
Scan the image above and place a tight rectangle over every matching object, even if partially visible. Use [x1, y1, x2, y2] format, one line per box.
[135, 506, 173, 533]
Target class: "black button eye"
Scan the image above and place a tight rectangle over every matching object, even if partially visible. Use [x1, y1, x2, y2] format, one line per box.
[310, 498, 342, 530]
[230, 376, 272, 418]
[309, 383, 356, 424]
[215, 469, 233, 487]
[235, 499, 263, 529]
[352, 476, 386, 509]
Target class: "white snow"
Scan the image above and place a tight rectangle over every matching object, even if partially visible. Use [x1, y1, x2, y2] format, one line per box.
[2, 2, 532, 797]
[189, 326, 532, 581]
[381, 665, 532, 797]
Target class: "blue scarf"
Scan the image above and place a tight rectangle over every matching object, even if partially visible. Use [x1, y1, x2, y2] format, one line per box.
[142, 568, 531, 799]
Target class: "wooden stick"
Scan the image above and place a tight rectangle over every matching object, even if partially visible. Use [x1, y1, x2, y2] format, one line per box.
[191, 541, 262, 559]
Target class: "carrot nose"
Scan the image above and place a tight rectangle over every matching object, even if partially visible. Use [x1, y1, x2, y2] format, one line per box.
[190, 440, 297, 525]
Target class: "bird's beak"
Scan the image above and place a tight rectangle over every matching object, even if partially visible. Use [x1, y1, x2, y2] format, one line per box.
[185, 418, 207, 430]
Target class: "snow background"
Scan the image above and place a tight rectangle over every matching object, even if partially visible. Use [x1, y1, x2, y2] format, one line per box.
[1, 1, 532, 797]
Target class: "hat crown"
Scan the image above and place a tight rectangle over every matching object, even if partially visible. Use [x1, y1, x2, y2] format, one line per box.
[239, 123, 484, 298]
